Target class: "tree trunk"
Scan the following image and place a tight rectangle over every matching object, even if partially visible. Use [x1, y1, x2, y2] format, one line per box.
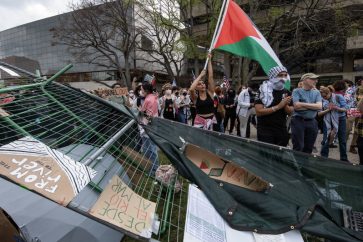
[162, 54, 175, 84]
[223, 53, 231, 77]
[241, 58, 251, 86]
[231, 57, 242, 87]
[124, 51, 131, 89]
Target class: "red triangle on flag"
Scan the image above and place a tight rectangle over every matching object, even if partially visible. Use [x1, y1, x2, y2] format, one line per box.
[200, 161, 209, 170]
[213, 0, 259, 49]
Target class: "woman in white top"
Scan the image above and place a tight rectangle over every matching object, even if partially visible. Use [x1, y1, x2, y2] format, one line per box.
[176, 89, 191, 124]
[236, 87, 253, 137]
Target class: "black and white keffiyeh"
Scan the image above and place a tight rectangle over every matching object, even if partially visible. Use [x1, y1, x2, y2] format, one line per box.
[259, 66, 288, 107]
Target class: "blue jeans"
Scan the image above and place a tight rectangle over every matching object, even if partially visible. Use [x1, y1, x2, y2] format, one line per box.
[321, 122, 327, 145]
[291, 116, 318, 154]
[320, 116, 348, 161]
[178, 109, 188, 124]
[141, 136, 159, 175]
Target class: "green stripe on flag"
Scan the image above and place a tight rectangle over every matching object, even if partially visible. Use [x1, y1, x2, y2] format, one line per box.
[284, 79, 291, 91]
[216, 37, 279, 75]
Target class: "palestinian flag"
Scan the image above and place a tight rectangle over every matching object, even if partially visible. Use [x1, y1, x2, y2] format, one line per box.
[212, 0, 282, 75]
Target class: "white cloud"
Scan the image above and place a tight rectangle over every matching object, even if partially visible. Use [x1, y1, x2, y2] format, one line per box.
[0, 0, 77, 31]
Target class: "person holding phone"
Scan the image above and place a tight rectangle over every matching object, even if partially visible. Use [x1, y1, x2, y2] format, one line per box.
[254, 66, 293, 146]
[318, 86, 348, 161]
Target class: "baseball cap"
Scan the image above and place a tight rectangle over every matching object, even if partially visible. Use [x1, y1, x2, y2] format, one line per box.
[300, 73, 319, 81]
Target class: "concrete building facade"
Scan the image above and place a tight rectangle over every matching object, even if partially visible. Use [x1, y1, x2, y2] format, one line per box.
[183, 0, 363, 86]
[0, 2, 177, 83]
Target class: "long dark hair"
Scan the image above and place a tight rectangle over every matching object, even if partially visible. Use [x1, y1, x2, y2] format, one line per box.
[333, 80, 346, 92]
[225, 88, 236, 105]
[142, 82, 153, 95]
[134, 85, 142, 98]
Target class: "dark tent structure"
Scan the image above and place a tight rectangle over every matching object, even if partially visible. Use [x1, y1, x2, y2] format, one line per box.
[145, 118, 363, 242]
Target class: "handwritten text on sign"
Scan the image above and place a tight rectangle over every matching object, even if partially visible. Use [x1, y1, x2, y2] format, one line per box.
[95, 87, 128, 97]
[0, 154, 75, 205]
[90, 176, 156, 238]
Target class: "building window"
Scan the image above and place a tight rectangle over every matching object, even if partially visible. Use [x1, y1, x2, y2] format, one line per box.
[316, 76, 343, 87]
[315, 58, 342, 73]
[354, 58, 363, 72]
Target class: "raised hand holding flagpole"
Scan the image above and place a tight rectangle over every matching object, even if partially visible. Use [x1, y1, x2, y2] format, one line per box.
[203, 0, 229, 70]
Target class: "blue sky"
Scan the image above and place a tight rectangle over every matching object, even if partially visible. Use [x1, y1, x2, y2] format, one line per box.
[0, 0, 76, 31]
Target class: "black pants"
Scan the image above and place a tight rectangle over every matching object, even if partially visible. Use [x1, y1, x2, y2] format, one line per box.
[291, 116, 318, 154]
[257, 128, 289, 147]
[224, 108, 236, 134]
[236, 116, 241, 136]
[190, 106, 196, 126]
[213, 112, 223, 132]
[246, 115, 251, 138]
[357, 136, 363, 164]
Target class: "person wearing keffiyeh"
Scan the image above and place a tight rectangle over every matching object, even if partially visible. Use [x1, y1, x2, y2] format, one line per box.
[254, 66, 293, 146]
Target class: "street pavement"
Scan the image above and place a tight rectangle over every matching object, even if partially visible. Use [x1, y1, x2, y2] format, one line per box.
[244, 125, 360, 165]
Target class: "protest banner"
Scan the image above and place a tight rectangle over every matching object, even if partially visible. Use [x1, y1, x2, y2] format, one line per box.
[94, 87, 128, 98]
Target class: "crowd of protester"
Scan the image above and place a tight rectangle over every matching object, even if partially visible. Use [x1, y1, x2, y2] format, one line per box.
[125, 56, 363, 166]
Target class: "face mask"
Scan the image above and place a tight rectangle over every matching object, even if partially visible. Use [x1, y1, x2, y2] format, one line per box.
[139, 90, 144, 97]
[271, 77, 286, 90]
[165, 90, 172, 95]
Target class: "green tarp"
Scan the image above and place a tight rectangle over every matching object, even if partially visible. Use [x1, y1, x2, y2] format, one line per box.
[145, 117, 363, 242]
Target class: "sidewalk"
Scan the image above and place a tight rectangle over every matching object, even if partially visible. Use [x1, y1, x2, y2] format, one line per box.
[238, 125, 360, 165]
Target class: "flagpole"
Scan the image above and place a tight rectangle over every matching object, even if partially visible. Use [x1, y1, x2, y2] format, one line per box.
[203, 0, 229, 70]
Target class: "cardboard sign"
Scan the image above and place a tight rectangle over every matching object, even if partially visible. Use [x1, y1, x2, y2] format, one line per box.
[95, 87, 128, 98]
[184, 144, 269, 192]
[122, 146, 152, 172]
[0, 208, 23, 242]
[0, 137, 96, 206]
[0, 154, 76, 205]
[114, 87, 129, 96]
[90, 175, 156, 238]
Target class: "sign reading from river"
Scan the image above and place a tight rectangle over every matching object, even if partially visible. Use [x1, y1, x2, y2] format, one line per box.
[0, 136, 97, 206]
[90, 175, 156, 239]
